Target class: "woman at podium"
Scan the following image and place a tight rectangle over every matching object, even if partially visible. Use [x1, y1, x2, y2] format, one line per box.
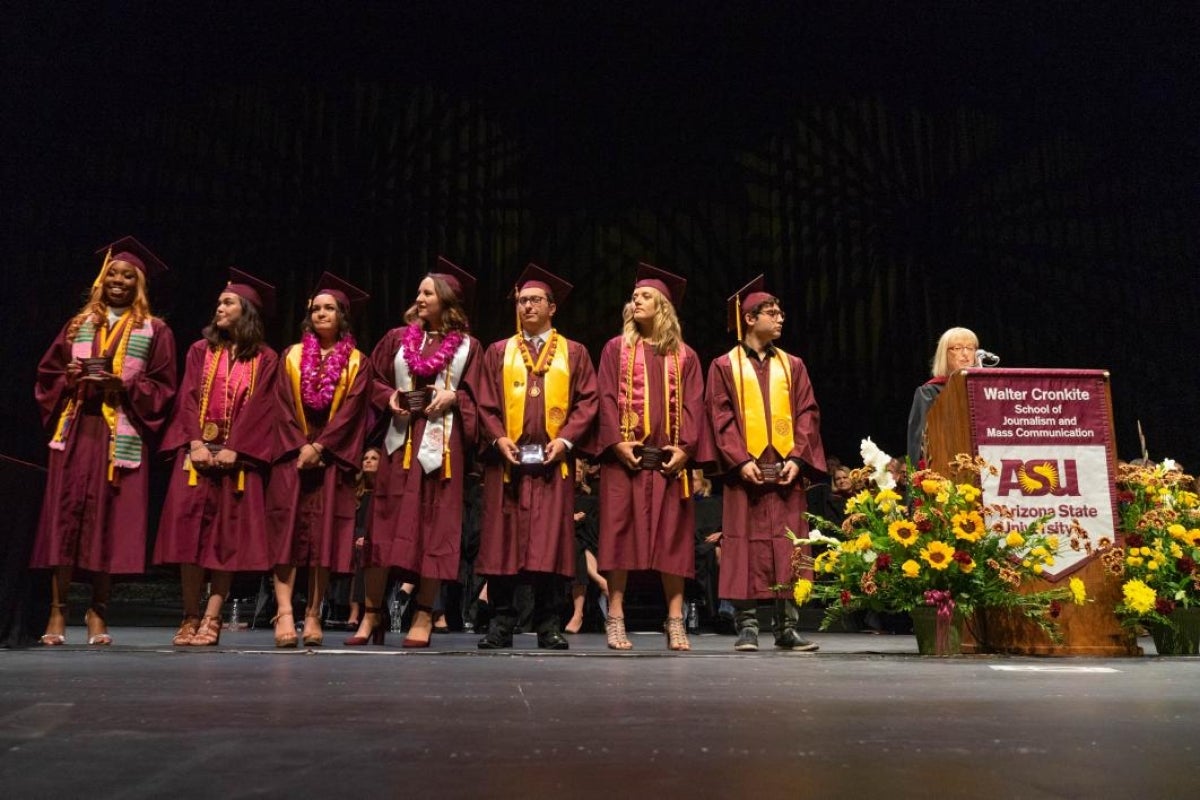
[906, 327, 979, 467]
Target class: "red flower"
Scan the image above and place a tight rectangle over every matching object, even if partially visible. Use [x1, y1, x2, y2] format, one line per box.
[952, 550, 972, 565]
[913, 497, 924, 509]
[1177, 557, 1196, 575]
[916, 517, 934, 533]
[1116, 490, 1135, 505]
[1049, 600, 1063, 619]
[876, 554, 892, 571]
[840, 590, 852, 607]
[1155, 598, 1176, 616]
[1126, 533, 1145, 549]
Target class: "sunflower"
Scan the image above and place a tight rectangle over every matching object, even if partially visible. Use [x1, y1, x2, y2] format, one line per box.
[952, 511, 986, 542]
[920, 540, 955, 571]
[888, 520, 920, 547]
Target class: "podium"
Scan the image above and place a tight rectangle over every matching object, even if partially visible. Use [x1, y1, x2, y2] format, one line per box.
[925, 368, 1136, 656]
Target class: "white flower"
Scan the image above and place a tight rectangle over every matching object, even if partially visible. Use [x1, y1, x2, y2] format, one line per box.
[1161, 458, 1178, 472]
[860, 437, 896, 490]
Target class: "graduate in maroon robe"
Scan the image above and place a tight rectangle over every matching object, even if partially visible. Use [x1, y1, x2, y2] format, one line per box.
[154, 269, 278, 647]
[265, 273, 373, 648]
[706, 276, 826, 652]
[596, 263, 714, 651]
[346, 258, 481, 648]
[32, 237, 177, 646]
[475, 264, 599, 650]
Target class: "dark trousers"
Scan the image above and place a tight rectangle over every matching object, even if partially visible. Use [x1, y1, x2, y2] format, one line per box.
[732, 598, 799, 634]
[487, 571, 565, 636]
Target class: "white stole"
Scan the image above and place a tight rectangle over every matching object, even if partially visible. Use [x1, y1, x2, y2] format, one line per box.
[384, 334, 471, 474]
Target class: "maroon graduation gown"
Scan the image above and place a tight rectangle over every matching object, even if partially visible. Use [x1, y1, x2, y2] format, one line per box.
[264, 343, 373, 572]
[595, 336, 714, 578]
[475, 336, 599, 578]
[364, 327, 480, 581]
[153, 340, 278, 572]
[31, 316, 177, 574]
[707, 348, 826, 598]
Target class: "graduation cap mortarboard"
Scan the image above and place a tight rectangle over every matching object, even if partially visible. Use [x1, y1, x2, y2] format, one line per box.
[430, 256, 476, 308]
[311, 271, 370, 315]
[726, 274, 775, 337]
[225, 267, 276, 318]
[92, 236, 168, 285]
[634, 262, 687, 308]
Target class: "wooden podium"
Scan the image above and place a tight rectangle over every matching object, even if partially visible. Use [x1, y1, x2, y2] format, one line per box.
[925, 368, 1137, 656]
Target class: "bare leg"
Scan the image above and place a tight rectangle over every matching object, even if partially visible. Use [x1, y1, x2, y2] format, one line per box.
[303, 566, 329, 642]
[179, 564, 205, 618]
[585, 551, 608, 596]
[405, 578, 440, 645]
[204, 570, 232, 619]
[85, 572, 113, 644]
[661, 572, 690, 651]
[565, 584, 585, 633]
[272, 565, 297, 642]
[604, 569, 632, 650]
[350, 567, 387, 640]
[40, 566, 72, 644]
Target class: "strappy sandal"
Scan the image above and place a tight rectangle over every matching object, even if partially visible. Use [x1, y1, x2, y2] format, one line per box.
[605, 615, 633, 650]
[302, 611, 324, 647]
[39, 603, 68, 646]
[85, 603, 113, 646]
[271, 610, 298, 648]
[190, 615, 222, 647]
[172, 616, 201, 646]
[664, 617, 691, 651]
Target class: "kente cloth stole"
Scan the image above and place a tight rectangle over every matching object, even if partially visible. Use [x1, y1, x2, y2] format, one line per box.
[728, 345, 794, 459]
[285, 345, 362, 437]
[502, 332, 571, 480]
[50, 315, 155, 478]
[384, 335, 471, 475]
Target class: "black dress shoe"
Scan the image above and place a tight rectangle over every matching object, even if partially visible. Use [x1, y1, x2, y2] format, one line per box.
[536, 631, 569, 650]
[477, 631, 513, 649]
[774, 628, 819, 651]
[734, 628, 759, 652]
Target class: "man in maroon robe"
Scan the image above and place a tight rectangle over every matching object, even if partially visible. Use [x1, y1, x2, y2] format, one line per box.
[475, 265, 598, 650]
[706, 276, 826, 652]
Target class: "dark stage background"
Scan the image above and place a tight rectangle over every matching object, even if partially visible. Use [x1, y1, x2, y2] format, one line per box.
[4, 4, 1197, 491]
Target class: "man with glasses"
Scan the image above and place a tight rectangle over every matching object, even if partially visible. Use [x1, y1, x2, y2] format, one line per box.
[475, 264, 599, 650]
[706, 276, 826, 652]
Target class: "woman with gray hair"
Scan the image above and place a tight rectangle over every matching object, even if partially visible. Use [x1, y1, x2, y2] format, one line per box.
[906, 326, 979, 468]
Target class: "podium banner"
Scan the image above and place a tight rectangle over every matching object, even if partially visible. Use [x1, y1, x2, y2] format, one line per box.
[968, 370, 1117, 581]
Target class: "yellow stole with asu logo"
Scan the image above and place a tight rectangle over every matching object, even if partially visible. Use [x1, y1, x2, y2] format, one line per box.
[502, 332, 571, 479]
[728, 345, 794, 459]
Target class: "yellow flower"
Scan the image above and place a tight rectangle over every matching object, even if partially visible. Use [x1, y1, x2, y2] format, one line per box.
[854, 533, 873, 551]
[1033, 563, 1044, 574]
[935, 490, 950, 504]
[1005, 531, 1025, 548]
[1046, 536, 1060, 550]
[1139, 546, 1152, 557]
[888, 520, 920, 547]
[876, 488, 903, 512]
[920, 540, 955, 571]
[1126, 555, 1143, 568]
[1170, 542, 1184, 559]
[1122, 579, 1157, 615]
[1178, 491, 1198, 509]
[1147, 561, 1159, 571]
[959, 558, 976, 574]
[952, 511, 985, 542]
[1168, 524, 1187, 540]
[1043, 556, 1055, 567]
[844, 489, 872, 514]
[1030, 546, 1049, 559]
[901, 559, 921, 578]
[1187, 529, 1200, 547]
[1069, 577, 1086, 604]
[793, 579, 813, 605]
[920, 479, 943, 495]
[957, 484, 982, 504]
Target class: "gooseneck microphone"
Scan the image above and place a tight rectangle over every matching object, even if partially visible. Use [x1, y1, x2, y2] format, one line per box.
[975, 349, 1000, 367]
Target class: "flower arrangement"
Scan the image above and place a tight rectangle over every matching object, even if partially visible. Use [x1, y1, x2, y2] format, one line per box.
[792, 441, 1090, 648]
[1106, 460, 1200, 631]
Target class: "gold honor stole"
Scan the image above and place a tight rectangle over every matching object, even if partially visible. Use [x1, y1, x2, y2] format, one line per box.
[728, 345, 794, 459]
[502, 332, 571, 479]
[284, 345, 363, 437]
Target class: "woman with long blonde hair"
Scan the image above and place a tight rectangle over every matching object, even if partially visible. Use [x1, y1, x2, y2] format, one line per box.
[32, 237, 177, 645]
[595, 263, 713, 651]
[906, 326, 980, 466]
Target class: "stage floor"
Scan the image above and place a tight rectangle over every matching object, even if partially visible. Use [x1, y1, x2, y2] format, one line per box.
[1, 630, 1195, 799]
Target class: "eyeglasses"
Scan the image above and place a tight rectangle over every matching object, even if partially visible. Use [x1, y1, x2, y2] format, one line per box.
[517, 296, 548, 307]
[948, 345, 977, 353]
[758, 309, 785, 319]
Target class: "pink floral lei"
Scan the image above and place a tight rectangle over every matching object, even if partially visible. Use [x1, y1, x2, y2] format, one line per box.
[300, 331, 357, 411]
[401, 323, 465, 379]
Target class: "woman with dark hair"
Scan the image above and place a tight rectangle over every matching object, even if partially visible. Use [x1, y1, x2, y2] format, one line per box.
[32, 237, 177, 645]
[265, 273, 372, 647]
[346, 257, 481, 648]
[154, 269, 279, 647]
[596, 263, 713, 651]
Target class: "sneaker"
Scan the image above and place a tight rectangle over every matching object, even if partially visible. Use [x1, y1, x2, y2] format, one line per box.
[774, 628, 819, 652]
[734, 628, 759, 652]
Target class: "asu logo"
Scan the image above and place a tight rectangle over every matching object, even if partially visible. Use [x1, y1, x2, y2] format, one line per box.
[996, 459, 1080, 497]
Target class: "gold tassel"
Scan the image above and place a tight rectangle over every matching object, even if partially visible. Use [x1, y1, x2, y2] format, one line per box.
[514, 283, 521, 336]
[91, 247, 113, 290]
[443, 445, 452, 479]
[735, 293, 743, 341]
[560, 461, 569, 480]
[236, 469, 245, 494]
[681, 468, 691, 499]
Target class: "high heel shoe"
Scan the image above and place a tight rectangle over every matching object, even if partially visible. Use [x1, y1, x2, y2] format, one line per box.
[271, 610, 298, 648]
[172, 616, 200, 646]
[402, 604, 434, 649]
[85, 603, 113, 646]
[40, 602, 68, 646]
[189, 615, 222, 646]
[664, 616, 691, 651]
[605, 615, 633, 650]
[302, 612, 324, 647]
[343, 607, 387, 646]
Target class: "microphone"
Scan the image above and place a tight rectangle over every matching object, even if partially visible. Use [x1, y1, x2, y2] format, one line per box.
[975, 349, 1000, 367]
